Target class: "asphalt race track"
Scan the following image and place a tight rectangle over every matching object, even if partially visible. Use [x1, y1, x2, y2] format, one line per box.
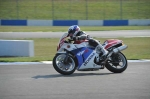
[0, 62, 150, 99]
[0, 30, 150, 38]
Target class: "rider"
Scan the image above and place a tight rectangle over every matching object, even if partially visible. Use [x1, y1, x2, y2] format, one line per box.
[67, 25, 108, 60]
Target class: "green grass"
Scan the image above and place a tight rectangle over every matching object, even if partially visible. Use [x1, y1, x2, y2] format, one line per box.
[0, 26, 150, 32]
[0, 37, 150, 62]
[0, 0, 150, 20]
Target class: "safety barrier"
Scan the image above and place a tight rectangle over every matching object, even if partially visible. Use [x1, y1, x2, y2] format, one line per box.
[0, 40, 34, 57]
[0, 19, 150, 26]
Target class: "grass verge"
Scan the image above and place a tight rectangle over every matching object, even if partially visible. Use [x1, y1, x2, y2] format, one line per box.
[0, 26, 150, 32]
[0, 37, 150, 62]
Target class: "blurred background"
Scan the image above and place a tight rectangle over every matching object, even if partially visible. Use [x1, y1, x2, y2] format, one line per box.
[0, 0, 150, 20]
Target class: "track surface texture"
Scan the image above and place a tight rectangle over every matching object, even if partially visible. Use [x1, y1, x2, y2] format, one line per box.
[0, 62, 150, 99]
[0, 30, 150, 38]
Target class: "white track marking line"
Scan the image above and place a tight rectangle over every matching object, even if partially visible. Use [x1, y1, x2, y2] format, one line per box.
[0, 60, 150, 65]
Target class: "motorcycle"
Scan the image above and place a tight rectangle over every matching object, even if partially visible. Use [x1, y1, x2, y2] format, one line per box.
[53, 33, 128, 75]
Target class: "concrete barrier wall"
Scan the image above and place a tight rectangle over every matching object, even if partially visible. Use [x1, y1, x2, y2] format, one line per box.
[53, 20, 78, 26]
[128, 19, 150, 26]
[0, 40, 34, 57]
[0, 19, 150, 26]
[78, 20, 103, 26]
[103, 20, 128, 26]
[27, 20, 53, 26]
[1, 20, 27, 26]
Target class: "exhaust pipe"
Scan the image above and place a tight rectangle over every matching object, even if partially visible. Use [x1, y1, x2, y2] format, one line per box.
[103, 45, 128, 63]
[113, 45, 128, 54]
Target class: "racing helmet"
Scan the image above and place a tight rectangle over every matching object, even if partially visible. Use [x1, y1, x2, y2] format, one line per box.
[68, 25, 80, 37]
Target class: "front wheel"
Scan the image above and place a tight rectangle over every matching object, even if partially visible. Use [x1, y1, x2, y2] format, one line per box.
[105, 52, 128, 73]
[53, 53, 76, 75]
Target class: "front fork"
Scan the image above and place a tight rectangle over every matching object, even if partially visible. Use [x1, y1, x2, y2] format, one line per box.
[63, 49, 69, 64]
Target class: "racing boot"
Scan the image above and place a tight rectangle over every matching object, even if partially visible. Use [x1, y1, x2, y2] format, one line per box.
[97, 44, 108, 61]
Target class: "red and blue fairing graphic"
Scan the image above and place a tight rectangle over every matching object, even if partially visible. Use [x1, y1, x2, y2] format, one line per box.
[71, 47, 94, 68]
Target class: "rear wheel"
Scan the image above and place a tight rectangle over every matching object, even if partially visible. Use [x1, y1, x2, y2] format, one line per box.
[53, 53, 76, 75]
[105, 52, 128, 73]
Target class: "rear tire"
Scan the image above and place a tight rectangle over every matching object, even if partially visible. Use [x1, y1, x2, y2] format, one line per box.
[53, 53, 76, 75]
[105, 52, 128, 73]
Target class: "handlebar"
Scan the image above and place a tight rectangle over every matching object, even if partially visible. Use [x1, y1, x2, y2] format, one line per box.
[64, 39, 74, 43]
[68, 39, 74, 41]
[68, 39, 74, 43]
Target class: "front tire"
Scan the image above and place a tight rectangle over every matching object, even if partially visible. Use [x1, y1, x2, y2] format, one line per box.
[53, 53, 76, 75]
[105, 52, 128, 73]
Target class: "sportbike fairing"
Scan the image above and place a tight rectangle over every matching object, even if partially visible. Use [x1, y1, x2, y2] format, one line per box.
[57, 34, 102, 70]
[57, 33, 68, 51]
[103, 39, 123, 49]
[70, 46, 101, 70]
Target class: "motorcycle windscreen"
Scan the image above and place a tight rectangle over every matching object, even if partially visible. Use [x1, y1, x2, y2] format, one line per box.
[71, 47, 93, 68]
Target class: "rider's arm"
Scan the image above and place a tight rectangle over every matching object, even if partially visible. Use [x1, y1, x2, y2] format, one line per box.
[73, 35, 90, 41]
[72, 31, 90, 41]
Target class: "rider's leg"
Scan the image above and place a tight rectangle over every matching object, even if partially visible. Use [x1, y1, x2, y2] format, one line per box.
[97, 44, 108, 56]
[89, 39, 108, 57]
